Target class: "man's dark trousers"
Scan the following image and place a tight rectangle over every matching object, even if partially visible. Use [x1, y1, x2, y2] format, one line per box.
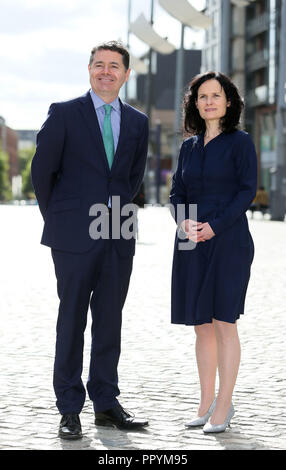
[51, 234, 133, 414]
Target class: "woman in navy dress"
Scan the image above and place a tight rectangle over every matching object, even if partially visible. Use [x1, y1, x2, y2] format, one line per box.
[170, 72, 257, 433]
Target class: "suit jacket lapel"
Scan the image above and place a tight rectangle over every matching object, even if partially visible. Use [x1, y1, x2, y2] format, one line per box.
[78, 91, 110, 173]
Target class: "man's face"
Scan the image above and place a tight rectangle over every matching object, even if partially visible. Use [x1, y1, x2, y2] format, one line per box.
[88, 49, 130, 102]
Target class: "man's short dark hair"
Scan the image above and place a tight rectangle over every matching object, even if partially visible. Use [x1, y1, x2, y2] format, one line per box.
[89, 41, 130, 70]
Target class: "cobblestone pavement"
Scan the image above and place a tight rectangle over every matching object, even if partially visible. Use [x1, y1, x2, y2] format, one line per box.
[0, 205, 286, 451]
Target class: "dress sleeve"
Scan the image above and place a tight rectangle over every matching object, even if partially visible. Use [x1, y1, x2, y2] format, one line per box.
[208, 132, 257, 235]
[169, 140, 188, 225]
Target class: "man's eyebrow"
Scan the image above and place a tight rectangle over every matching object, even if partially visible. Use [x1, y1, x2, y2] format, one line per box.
[94, 60, 120, 65]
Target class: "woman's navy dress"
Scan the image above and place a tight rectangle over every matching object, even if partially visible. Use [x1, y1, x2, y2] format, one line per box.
[170, 130, 257, 325]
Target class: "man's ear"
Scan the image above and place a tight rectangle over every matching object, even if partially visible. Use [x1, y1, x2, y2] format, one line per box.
[125, 68, 131, 83]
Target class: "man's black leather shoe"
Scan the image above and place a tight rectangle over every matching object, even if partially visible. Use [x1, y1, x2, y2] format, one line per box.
[58, 414, 83, 440]
[95, 403, 148, 430]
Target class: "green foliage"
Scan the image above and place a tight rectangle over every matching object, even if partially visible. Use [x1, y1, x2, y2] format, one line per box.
[18, 146, 35, 173]
[20, 146, 36, 199]
[0, 147, 12, 201]
[22, 157, 35, 199]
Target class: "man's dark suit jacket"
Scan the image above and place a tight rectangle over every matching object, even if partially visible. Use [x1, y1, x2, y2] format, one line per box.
[31, 91, 149, 256]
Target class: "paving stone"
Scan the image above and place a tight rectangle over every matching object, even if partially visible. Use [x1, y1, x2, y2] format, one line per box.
[0, 205, 285, 450]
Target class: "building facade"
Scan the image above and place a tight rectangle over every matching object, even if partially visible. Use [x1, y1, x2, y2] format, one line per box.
[16, 130, 37, 150]
[201, 0, 249, 107]
[244, 0, 281, 195]
[201, 0, 286, 218]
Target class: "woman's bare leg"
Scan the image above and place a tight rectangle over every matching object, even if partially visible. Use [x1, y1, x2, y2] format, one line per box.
[194, 322, 217, 416]
[210, 319, 241, 424]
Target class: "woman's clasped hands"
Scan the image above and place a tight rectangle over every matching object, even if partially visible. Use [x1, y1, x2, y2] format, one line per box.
[181, 219, 215, 243]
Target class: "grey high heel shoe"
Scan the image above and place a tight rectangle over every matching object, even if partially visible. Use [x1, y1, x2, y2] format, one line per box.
[185, 398, 216, 428]
[203, 403, 235, 433]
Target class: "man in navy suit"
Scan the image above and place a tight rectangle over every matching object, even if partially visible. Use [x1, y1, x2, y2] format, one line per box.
[31, 41, 149, 439]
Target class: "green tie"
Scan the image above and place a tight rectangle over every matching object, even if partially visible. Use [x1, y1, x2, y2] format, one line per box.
[103, 104, 114, 169]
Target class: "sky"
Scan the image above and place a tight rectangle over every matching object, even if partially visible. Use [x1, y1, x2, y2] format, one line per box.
[0, 0, 206, 130]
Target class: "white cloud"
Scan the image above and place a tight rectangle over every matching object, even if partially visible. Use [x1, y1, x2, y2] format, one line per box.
[0, 0, 84, 33]
[0, 0, 205, 129]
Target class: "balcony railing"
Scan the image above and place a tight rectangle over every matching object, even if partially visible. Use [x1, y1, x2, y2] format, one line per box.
[246, 12, 269, 38]
[245, 84, 268, 107]
[246, 49, 269, 73]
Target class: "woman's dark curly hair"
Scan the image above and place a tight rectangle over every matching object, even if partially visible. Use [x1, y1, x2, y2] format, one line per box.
[183, 71, 244, 135]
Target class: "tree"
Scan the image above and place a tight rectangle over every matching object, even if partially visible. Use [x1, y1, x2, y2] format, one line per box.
[20, 146, 36, 199]
[0, 146, 12, 201]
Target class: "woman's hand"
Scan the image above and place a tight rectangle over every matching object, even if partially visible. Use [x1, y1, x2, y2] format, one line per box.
[181, 220, 215, 243]
[197, 222, 215, 242]
[181, 219, 202, 243]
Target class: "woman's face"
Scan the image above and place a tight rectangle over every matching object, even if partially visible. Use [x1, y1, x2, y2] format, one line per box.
[195, 79, 230, 123]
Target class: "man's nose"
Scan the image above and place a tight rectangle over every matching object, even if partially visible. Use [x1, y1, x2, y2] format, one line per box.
[102, 65, 110, 74]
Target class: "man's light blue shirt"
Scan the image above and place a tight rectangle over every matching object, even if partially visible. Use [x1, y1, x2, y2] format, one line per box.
[89, 89, 121, 152]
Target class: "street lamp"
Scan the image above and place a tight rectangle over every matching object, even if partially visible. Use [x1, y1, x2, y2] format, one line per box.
[125, 0, 148, 102]
[158, 0, 212, 29]
[128, 1, 176, 202]
[129, 8, 176, 120]
[158, 0, 211, 171]
[129, 13, 176, 55]
[129, 54, 148, 74]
